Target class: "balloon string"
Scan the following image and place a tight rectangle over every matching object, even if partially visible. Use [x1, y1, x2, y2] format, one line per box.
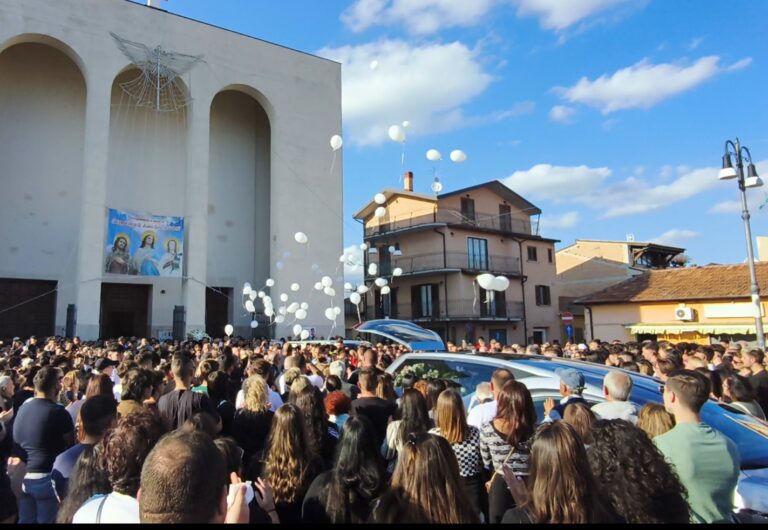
[330, 150, 336, 175]
[473, 280, 478, 315]
[401, 143, 405, 166]
[356, 303, 361, 324]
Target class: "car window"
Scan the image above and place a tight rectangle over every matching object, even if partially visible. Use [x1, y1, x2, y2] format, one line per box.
[392, 358, 497, 401]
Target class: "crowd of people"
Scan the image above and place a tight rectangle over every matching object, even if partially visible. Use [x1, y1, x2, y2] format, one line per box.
[0, 333, 765, 524]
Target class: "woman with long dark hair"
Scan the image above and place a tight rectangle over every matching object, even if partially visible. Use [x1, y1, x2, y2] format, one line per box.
[55, 446, 110, 524]
[722, 374, 766, 419]
[382, 388, 431, 472]
[301, 416, 386, 523]
[290, 385, 339, 470]
[369, 432, 479, 524]
[501, 422, 621, 523]
[587, 419, 690, 523]
[264, 404, 321, 524]
[479, 380, 536, 523]
[429, 388, 484, 519]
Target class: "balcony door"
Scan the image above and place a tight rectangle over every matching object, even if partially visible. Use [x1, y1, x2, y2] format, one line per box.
[411, 284, 439, 319]
[467, 237, 488, 270]
[379, 246, 392, 276]
[461, 197, 476, 222]
[499, 204, 512, 232]
[480, 288, 506, 317]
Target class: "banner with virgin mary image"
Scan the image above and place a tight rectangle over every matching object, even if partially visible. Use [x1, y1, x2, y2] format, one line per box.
[104, 208, 184, 277]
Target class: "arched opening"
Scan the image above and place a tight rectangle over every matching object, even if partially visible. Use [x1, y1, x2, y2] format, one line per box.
[207, 89, 271, 335]
[0, 41, 86, 337]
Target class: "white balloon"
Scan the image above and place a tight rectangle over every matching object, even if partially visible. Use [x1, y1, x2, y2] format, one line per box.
[250, 320, 258, 329]
[370, 60, 379, 71]
[330, 135, 343, 151]
[287, 302, 299, 314]
[278, 293, 287, 303]
[263, 295, 272, 305]
[224, 324, 234, 336]
[242, 285, 251, 295]
[494, 276, 510, 291]
[393, 267, 403, 277]
[245, 300, 256, 313]
[388, 246, 396, 253]
[248, 290, 257, 301]
[276, 261, 284, 270]
[300, 302, 309, 310]
[257, 291, 265, 298]
[402, 120, 410, 128]
[321, 276, 333, 288]
[300, 330, 310, 340]
[374, 278, 388, 287]
[388, 124, 406, 143]
[375, 207, 387, 219]
[314, 282, 323, 291]
[381, 286, 391, 295]
[296, 309, 307, 320]
[333, 306, 341, 316]
[266, 278, 275, 287]
[426, 149, 442, 161]
[359, 242, 368, 250]
[278, 307, 287, 316]
[477, 273, 496, 290]
[374, 193, 386, 205]
[264, 307, 274, 317]
[357, 285, 369, 294]
[368, 263, 378, 276]
[339, 254, 346, 262]
[344, 282, 353, 291]
[325, 307, 336, 321]
[291, 283, 300, 292]
[350, 292, 361, 305]
[294, 231, 308, 244]
[293, 324, 303, 336]
[324, 286, 336, 297]
[275, 315, 285, 324]
[450, 149, 467, 163]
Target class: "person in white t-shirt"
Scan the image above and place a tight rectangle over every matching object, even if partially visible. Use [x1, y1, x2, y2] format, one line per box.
[467, 369, 514, 429]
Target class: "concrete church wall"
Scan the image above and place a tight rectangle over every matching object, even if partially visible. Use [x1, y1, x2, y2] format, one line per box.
[0, 0, 343, 339]
[0, 42, 86, 335]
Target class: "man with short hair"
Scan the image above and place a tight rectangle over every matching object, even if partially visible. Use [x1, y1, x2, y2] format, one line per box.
[328, 360, 356, 399]
[157, 354, 221, 431]
[742, 349, 768, 415]
[655, 369, 740, 523]
[350, 368, 396, 447]
[641, 342, 659, 364]
[467, 369, 514, 428]
[52, 395, 117, 499]
[12, 366, 74, 523]
[591, 370, 638, 423]
[543, 368, 587, 421]
[138, 430, 252, 523]
[347, 349, 383, 386]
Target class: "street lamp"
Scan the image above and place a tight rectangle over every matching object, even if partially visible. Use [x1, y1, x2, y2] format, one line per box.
[720, 138, 765, 351]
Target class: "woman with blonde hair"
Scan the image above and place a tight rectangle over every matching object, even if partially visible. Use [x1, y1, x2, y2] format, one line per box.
[264, 403, 321, 524]
[369, 432, 479, 523]
[232, 375, 273, 478]
[429, 388, 484, 519]
[637, 403, 676, 439]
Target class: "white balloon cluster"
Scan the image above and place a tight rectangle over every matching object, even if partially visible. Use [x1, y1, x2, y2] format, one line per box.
[476, 273, 510, 292]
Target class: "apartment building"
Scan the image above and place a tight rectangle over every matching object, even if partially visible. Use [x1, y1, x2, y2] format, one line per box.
[353, 172, 561, 346]
[557, 239, 685, 342]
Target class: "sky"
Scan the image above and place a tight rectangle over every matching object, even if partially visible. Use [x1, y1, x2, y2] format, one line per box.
[136, 0, 768, 276]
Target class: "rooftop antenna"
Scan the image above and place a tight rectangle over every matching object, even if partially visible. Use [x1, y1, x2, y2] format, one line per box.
[626, 233, 635, 242]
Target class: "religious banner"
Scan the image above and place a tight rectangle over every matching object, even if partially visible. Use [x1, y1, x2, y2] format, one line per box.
[104, 208, 184, 277]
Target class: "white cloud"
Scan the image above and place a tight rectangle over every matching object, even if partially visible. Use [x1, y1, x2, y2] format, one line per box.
[728, 57, 753, 71]
[502, 164, 612, 202]
[556, 56, 749, 113]
[513, 0, 632, 30]
[341, 0, 500, 35]
[688, 36, 705, 50]
[651, 229, 700, 246]
[549, 105, 576, 124]
[539, 211, 580, 230]
[317, 40, 494, 145]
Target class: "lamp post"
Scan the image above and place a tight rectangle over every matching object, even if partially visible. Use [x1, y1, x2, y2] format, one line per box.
[719, 138, 765, 351]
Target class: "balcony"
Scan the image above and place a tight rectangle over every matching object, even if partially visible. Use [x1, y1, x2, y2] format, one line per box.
[364, 208, 534, 238]
[371, 299, 525, 321]
[368, 251, 521, 277]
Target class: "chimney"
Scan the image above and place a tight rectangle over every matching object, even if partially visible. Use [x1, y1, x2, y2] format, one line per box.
[404, 171, 413, 192]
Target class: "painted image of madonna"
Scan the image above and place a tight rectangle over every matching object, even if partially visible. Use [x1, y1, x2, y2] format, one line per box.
[131, 231, 160, 276]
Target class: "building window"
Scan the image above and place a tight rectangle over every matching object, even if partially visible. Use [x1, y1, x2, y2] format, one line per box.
[461, 197, 476, 222]
[480, 288, 506, 317]
[467, 237, 488, 270]
[499, 204, 512, 232]
[548, 248, 553, 263]
[535, 285, 551, 306]
[527, 246, 538, 262]
[412, 284, 438, 318]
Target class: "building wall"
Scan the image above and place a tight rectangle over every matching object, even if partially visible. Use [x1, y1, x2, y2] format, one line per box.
[0, 0, 342, 339]
[523, 239, 560, 343]
[438, 187, 533, 230]
[561, 241, 629, 265]
[364, 195, 435, 232]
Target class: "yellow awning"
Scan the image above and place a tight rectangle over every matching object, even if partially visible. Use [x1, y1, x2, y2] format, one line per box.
[626, 323, 759, 335]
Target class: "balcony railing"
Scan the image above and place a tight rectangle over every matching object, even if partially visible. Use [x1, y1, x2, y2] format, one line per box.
[364, 208, 535, 237]
[369, 251, 521, 277]
[371, 299, 524, 321]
